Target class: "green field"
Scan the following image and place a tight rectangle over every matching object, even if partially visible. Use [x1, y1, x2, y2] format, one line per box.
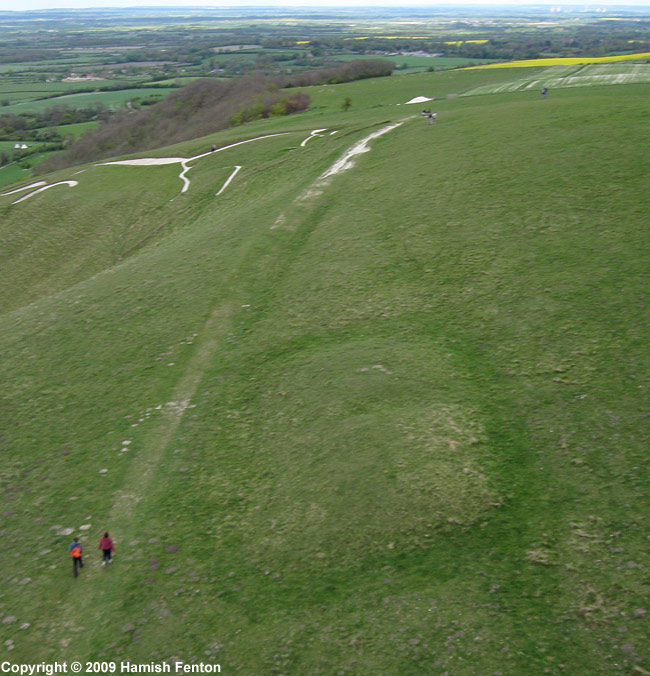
[54, 120, 100, 137]
[0, 59, 106, 73]
[334, 53, 498, 73]
[144, 77, 203, 86]
[1, 63, 649, 675]
[0, 162, 31, 184]
[463, 62, 650, 95]
[0, 140, 41, 152]
[0, 87, 178, 115]
[0, 80, 134, 105]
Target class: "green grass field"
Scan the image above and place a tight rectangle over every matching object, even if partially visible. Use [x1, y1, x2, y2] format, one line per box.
[0, 59, 107, 73]
[0, 80, 100, 99]
[334, 53, 498, 73]
[462, 62, 650, 95]
[0, 87, 178, 115]
[0, 162, 31, 185]
[0, 140, 43, 152]
[1, 65, 649, 674]
[55, 120, 100, 137]
[0, 80, 137, 105]
[144, 77, 203, 86]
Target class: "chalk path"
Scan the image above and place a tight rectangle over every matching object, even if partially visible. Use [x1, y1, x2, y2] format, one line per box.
[273, 120, 406, 228]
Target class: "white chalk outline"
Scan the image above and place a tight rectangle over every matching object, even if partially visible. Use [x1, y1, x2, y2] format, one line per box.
[216, 166, 242, 196]
[97, 133, 289, 194]
[1, 181, 46, 195]
[1, 181, 78, 204]
[300, 128, 328, 147]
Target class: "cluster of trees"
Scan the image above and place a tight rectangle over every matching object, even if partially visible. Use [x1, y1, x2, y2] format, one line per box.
[0, 103, 108, 141]
[39, 59, 393, 171]
[0, 49, 59, 64]
[280, 58, 393, 87]
[230, 90, 310, 126]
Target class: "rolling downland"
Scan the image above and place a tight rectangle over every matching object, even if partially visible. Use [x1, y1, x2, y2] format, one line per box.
[1, 67, 649, 675]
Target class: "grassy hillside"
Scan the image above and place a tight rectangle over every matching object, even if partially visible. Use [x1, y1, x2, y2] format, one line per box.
[1, 67, 649, 675]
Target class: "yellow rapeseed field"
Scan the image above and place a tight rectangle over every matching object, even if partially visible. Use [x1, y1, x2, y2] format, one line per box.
[468, 52, 650, 69]
[444, 40, 489, 45]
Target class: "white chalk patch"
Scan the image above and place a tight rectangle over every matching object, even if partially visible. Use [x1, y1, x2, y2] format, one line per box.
[321, 122, 403, 179]
[179, 160, 192, 193]
[11, 181, 78, 204]
[275, 122, 403, 226]
[300, 129, 327, 147]
[271, 212, 286, 229]
[1, 181, 46, 196]
[216, 165, 242, 195]
[99, 158, 186, 166]
[188, 133, 289, 162]
[405, 96, 433, 104]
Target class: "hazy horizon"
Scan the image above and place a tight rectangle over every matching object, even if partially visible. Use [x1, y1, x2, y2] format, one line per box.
[2, 0, 650, 12]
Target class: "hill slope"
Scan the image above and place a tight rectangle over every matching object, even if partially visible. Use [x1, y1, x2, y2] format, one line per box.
[1, 69, 649, 674]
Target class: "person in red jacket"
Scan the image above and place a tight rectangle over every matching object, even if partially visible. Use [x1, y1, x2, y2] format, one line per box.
[99, 532, 114, 566]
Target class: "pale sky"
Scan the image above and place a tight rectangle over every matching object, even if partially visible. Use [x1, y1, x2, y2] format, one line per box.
[1, 0, 649, 11]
